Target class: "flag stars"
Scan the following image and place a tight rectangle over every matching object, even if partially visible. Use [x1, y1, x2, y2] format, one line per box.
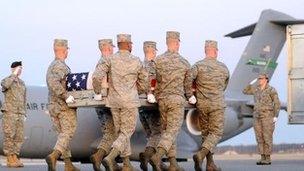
[76, 82, 80, 87]
[72, 75, 77, 81]
[81, 74, 86, 80]
[67, 82, 71, 88]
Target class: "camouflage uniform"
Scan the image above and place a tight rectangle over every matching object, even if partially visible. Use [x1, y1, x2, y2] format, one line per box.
[46, 59, 77, 159]
[1, 74, 26, 156]
[243, 84, 280, 155]
[154, 50, 193, 157]
[191, 56, 229, 152]
[92, 46, 148, 157]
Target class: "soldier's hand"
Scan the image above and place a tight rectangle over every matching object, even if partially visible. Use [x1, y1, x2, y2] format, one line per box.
[66, 95, 75, 104]
[273, 117, 278, 123]
[94, 94, 102, 101]
[188, 95, 197, 104]
[147, 93, 156, 103]
[250, 78, 258, 85]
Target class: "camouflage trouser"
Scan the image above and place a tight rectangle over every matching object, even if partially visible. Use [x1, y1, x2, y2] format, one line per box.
[139, 108, 162, 148]
[2, 112, 24, 156]
[253, 114, 275, 155]
[157, 95, 184, 158]
[111, 107, 138, 157]
[96, 107, 117, 154]
[197, 101, 224, 152]
[51, 108, 77, 159]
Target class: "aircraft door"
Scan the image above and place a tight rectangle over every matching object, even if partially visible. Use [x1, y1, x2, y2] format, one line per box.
[287, 24, 304, 124]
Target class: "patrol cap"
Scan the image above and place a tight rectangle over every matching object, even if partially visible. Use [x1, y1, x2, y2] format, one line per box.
[117, 34, 132, 43]
[205, 40, 218, 49]
[11, 61, 22, 68]
[143, 41, 157, 50]
[54, 39, 68, 48]
[166, 31, 180, 41]
[98, 39, 115, 47]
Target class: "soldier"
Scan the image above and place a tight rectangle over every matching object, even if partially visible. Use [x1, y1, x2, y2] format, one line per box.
[149, 31, 194, 171]
[91, 39, 120, 171]
[92, 34, 148, 171]
[1, 61, 26, 168]
[191, 40, 229, 171]
[46, 39, 79, 171]
[139, 41, 167, 171]
[243, 73, 280, 165]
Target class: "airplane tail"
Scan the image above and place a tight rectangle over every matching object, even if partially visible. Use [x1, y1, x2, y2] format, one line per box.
[225, 9, 304, 98]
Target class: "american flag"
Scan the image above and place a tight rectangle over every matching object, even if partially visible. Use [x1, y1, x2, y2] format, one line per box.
[66, 72, 93, 91]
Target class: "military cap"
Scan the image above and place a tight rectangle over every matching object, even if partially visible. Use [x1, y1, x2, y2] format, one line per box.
[258, 73, 269, 80]
[166, 31, 180, 40]
[117, 34, 132, 43]
[143, 41, 157, 50]
[205, 40, 218, 49]
[11, 61, 22, 68]
[98, 39, 115, 47]
[53, 39, 68, 48]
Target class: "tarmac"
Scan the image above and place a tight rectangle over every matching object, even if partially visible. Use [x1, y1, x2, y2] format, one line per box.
[1, 153, 304, 171]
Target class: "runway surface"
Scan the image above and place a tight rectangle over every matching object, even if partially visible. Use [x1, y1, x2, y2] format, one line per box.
[1, 154, 304, 171]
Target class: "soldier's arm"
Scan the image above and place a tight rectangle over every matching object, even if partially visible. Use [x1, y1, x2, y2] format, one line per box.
[270, 88, 281, 117]
[137, 61, 149, 94]
[224, 67, 230, 91]
[1, 75, 17, 92]
[242, 84, 255, 95]
[48, 66, 68, 100]
[184, 62, 194, 99]
[92, 57, 110, 94]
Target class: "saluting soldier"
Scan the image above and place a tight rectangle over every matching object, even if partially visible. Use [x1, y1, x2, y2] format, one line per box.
[243, 73, 280, 165]
[139, 41, 167, 171]
[1, 61, 26, 168]
[191, 40, 229, 171]
[149, 31, 194, 171]
[45, 39, 79, 171]
[91, 39, 120, 171]
[93, 34, 148, 171]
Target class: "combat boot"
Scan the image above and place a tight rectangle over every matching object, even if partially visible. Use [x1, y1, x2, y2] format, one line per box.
[13, 154, 24, 167]
[193, 147, 209, 171]
[168, 157, 184, 171]
[139, 146, 156, 171]
[206, 152, 221, 171]
[90, 148, 107, 171]
[261, 155, 271, 165]
[122, 156, 134, 171]
[256, 154, 266, 165]
[102, 148, 120, 171]
[64, 158, 80, 171]
[46, 149, 61, 171]
[149, 147, 166, 171]
[6, 154, 19, 168]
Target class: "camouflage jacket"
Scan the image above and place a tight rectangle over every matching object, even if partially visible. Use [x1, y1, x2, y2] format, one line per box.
[1, 74, 26, 114]
[154, 50, 193, 100]
[243, 84, 280, 117]
[144, 59, 156, 92]
[92, 50, 148, 108]
[46, 59, 71, 115]
[191, 58, 230, 108]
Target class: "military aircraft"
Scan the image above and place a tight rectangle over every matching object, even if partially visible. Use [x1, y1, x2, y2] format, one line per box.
[0, 9, 302, 162]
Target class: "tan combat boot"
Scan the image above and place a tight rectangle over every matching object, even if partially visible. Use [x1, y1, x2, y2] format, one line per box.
[13, 154, 24, 167]
[45, 149, 61, 171]
[168, 157, 184, 171]
[193, 147, 209, 171]
[139, 146, 156, 171]
[121, 156, 134, 171]
[261, 155, 271, 165]
[206, 152, 221, 171]
[102, 148, 120, 171]
[64, 158, 80, 171]
[256, 154, 266, 165]
[149, 147, 166, 171]
[90, 148, 107, 171]
[7, 154, 18, 167]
